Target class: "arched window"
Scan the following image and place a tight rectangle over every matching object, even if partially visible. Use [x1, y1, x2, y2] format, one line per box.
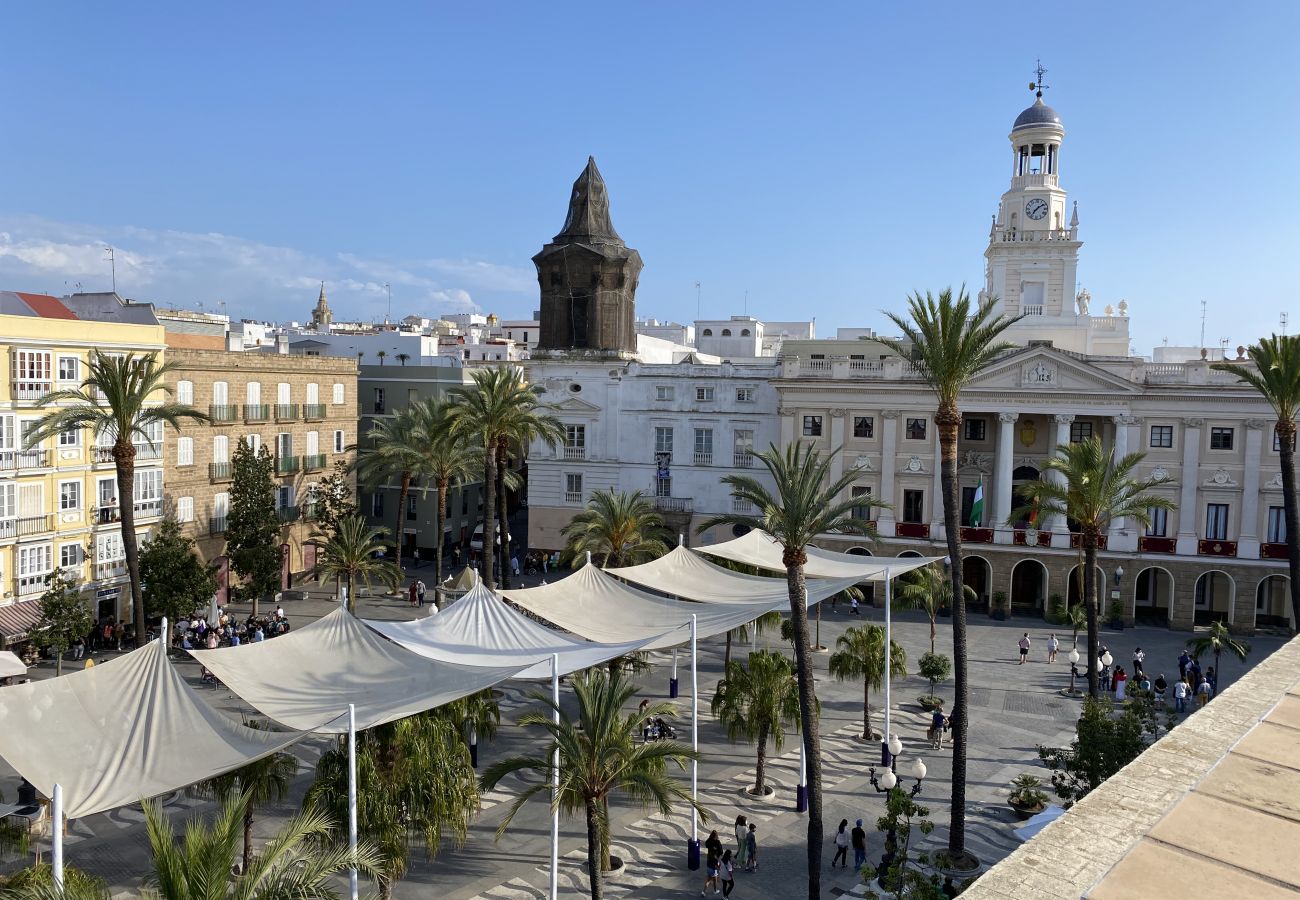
[702, 329, 713, 337]
[740, 329, 751, 337]
[721, 329, 732, 337]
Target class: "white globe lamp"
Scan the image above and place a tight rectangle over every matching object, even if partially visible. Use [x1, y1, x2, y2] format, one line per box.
[1068, 648, 1080, 664]
[888, 734, 903, 758]
[879, 768, 897, 790]
[912, 758, 927, 781]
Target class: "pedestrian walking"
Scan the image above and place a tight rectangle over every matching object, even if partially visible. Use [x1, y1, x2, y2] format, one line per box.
[1154, 673, 1168, 703]
[851, 819, 867, 871]
[702, 830, 723, 895]
[720, 850, 735, 897]
[1046, 633, 1059, 664]
[733, 814, 748, 868]
[408, 581, 419, 607]
[850, 595, 860, 615]
[413, 548, 420, 568]
[745, 823, 758, 871]
[1018, 632, 1031, 664]
[1132, 646, 1145, 676]
[832, 819, 850, 868]
[928, 706, 946, 749]
[1206, 666, 1218, 696]
[1173, 678, 1188, 713]
[1177, 650, 1191, 681]
[1113, 666, 1127, 701]
[1196, 676, 1212, 708]
[415, 579, 427, 608]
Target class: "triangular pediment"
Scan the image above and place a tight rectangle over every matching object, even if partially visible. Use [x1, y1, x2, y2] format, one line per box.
[550, 395, 602, 413]
[966, 346, 1139, 394]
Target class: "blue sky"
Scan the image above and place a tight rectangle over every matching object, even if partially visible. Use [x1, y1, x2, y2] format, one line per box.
[2, 3, 1297, 353]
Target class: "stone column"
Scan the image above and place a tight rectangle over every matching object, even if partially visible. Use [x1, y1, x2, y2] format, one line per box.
[828, 408, 847, 484]
[994, 412, 1017, 543]
[1047, 414, 1074, 537]
[1108, 415, 1136, 548]
[877, 411, 899, 534]
[1239, 419, 1267, 559]
[1175, 418, 1204, 556]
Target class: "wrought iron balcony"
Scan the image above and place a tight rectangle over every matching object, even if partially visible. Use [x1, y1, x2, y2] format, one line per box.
[303, 404, 326, 420]
[303, 453, 327, 472]
[209, 404, 239, 423]
[274, 403, 299, 422]
[276, 455, 300, 475]
[243, 404, 270, 423]
[209, 462, 233, 482]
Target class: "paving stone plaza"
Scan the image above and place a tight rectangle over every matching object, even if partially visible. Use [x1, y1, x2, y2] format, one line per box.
[6, 572, 1285, 899]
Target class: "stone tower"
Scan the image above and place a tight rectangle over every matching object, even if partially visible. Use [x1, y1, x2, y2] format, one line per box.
[534, 157, 641, 357]
[310, 282, 333, 331]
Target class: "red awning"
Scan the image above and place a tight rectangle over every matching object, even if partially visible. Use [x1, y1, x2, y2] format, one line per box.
[0, 600, 41, 642]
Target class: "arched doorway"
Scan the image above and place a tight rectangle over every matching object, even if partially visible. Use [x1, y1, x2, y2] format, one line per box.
[1066, 564, 1106, 614]
[1009, 559, 1048, 613]
[963, 556, 991, 608]
[846, 547, 875, 606]
[846, 547, 873, 556]
[1133, 567, 1174, 626]
[897, 550, 923, 558]
[1255, 574, 1291, 629]
[1194, 571, 1234, 626]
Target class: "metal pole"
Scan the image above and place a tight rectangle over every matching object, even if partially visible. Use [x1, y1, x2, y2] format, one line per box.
[51, 783, 63, 890]
[686, 613, 701, 869]
[883, 567, 892, 767]
[550, 653, 560, 900]
[795, 734, 808, 812]
[670, 647, 679, 698]
[348, 704, 358, 900]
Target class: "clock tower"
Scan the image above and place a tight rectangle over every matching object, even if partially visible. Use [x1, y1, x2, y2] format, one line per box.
[982, 66, 1081, 326]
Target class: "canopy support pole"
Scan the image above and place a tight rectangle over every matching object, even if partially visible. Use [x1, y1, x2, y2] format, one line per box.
[348, 703, 358, 900]
[796, 734, 808, 812]
[550, 653, 560, 900]
[669, 647, 679, 698]
[751, 619, 757, 654]
[686, 614, 700, 870]
[882, 568, 893, 768]
[51, 783, 63, 890]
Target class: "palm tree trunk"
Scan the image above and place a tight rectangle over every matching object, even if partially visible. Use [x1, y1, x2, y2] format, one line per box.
[1278, 419, 1300, 630]
[600, 795, 612, 872]
[496, 441, 511, 589]
[347, 573, 356, 613]
[862, 676, 872, 740]
[754, 722, 769, 793]
[378, 873, 392, 900]
[815, 602, 823, 650]
[482, 446, 497, 590]
[243, 804, 254, 874]
[784, 561, 823, 900]
[929, 615, 936, 655]
[724, 629, 733, 672]
[113, 443, 147, 648]
[395, 471, 412, 565]
[434, 482, 447, 610]
[585, 798, 603, 900]
[55, 645, 63, 677]
[1084, 541, 1100, 698]
[937, 405, 971, 864]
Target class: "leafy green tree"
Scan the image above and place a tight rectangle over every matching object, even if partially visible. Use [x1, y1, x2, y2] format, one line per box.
[143, 793, 380, 900]
[1014, 437, 1174, 698]
[33, 570, 94, 676]
[1186, 621, 1251, 695]
[308, 515, 402, 612]
[225, 439, 280, 616]
[187, 721, 300, 874]
[139, 519, 218, 627]
[0, 862, 108, 900]
[561, 489, 671, 568]
[408, 399, 479, 608]
[917, 652, 952, 706]
[1213, 335, 1300, 629]
[449, 366, 562, 589]
[711, 651, 804, 795]
[481, 670, 702, 900]
[313, 458, 358, 536]
[871, 789, 938, 897]
[306, 712, 478, 900]
[26, 351, 207, 647]
[700, 441, 867, 900]
[872, 287, 1021, 866]
[828, 623, 907, 741]
[897, 563, 974, 655]
[353, 406, 422, 559]
[1037, 694, 1171, 804]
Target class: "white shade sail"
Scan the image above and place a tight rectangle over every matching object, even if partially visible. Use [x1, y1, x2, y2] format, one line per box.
[698, 529, 944, 580]
[0, 640, 307, 819]
[500, 563, 784, 649]
[607, 544, 865, 603]
[192, 607, 525, 733]
[0, 650, 25, 679]
[365, 582, 666, 679]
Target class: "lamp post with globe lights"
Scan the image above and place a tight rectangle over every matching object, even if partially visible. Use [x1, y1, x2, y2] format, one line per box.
[868, 734, 927, 798]
[1065, 647, 1082, 696]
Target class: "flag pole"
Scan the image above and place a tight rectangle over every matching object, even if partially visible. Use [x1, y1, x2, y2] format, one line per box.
[549, 653, 560, 900]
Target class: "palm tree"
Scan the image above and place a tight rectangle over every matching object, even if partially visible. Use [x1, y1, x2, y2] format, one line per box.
[723, 609, 783, 673]
[408, 399, 479, 608]
[306, 712, 478, 900]
[897, 563, 975, 654]
[450, 367, 562, 589]
[438, 688, 501, 763]
[1014, 437, 1174, 698]
[1186, 621, 1251, 697]
[1067, 601, 1087, 648]
[396, 353, 410, 367]
[376, 350, 387, 366]
[700, 441, 867, 900]
[828, 624, 907, 741]
[26, 351, 207, 648]
[481, 670, 702, 900]
[143, 794, 380, 900]
[353, 407, 422, 561]
[872, 287, 1020, 866]
[308, 515, 403, 611]
[561, 489, 671, 567]
[188, 722, 300, 874]
[1213, 335, 1300, 629]
[711, 651, 804, 795]
[0, 864, 109, 900]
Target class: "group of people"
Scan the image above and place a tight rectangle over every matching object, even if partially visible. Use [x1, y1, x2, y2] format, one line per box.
[175, 606, 291, 650]
[831, 818, 869, 870]
[700, 818, 758, 896]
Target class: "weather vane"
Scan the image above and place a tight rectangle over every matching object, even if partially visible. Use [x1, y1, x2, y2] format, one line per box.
[1029, 60, 1049, 98]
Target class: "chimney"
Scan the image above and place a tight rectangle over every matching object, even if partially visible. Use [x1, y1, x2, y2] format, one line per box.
[225, 331, 243, 352]
[275, 335, 289, 355]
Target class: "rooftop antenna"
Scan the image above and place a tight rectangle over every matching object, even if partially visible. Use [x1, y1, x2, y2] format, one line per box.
[104, 247, 116, 293]
[384, 282, 392, 324]
[744, 288, 749, 317]
[1199, 300, 1207, 351]
[1029, 60, 1049, 98]
[1281, 312, 1289, 335]
[694, 281, 701, 321]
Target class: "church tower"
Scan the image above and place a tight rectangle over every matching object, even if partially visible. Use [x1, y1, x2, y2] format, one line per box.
[534, 157, 641, 357]
[983, 65, 1081, 324]
[310, 282, 333, 332]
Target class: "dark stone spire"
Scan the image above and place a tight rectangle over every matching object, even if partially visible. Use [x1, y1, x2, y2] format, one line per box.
[553, 156, 624, 247]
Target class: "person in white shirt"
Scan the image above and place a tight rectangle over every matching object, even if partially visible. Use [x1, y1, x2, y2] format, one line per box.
[1173, 678, 1188, 713]
[1132, 647, 1145, 676]
[1046, 633, 1059, 663]
[274, 605, 285, 620]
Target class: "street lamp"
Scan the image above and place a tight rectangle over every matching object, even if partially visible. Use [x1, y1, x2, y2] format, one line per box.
[1068, 647, 1081, 694]
[1101, 650, 1114, 668]
[868, 735, 926, 798]
[1114, 565, 1125, 586]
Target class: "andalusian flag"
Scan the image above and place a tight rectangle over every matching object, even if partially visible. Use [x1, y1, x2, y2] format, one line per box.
[969, 479, 985, 526]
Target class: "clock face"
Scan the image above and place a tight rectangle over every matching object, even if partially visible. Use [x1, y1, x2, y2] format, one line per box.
[1025, 198, 1049, 220]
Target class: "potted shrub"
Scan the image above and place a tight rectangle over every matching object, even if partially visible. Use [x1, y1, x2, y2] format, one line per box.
[1108, 599, 1126, 630]
[991, 591, 1009, 621]
[1007, 774, 1049, 820]
[917, 651, 951, 711]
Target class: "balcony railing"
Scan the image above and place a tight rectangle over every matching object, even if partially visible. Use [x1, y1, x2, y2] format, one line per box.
[960, 526, 994, 544]
[91, 446, 115, 464]
[303, 403, 326, 420]
[274, 403, 299, 422]
[94, 561, 128, 580]
[95, 506, 121, 525]
[1198, 539, 1237, 558]
[1069, 533, 1108, 550]
[276, 455, 300, 475]
[134, 498, 163, 517]
[1262, 542, 1289, 560]
[0, 517, 14, 539]
[209, 404, 239, 423]
[733, 451, 754, 468]
[133, 443, 162, 461]
[243, 404, 270, 423]
[693, 451, 713, 466]
[277, 506, 300, 523]
[562, 446, 586, 460]
[17, 574, 49, 595]
[564, 491, 583, 504]
[302, 502, 324, 522]
[1138, 536, 1177, 554]
[209, 515, 227, 535]
[17, 514, 53, 536]
[0, 448, 50, 469]
[895, 522, 930, 539]
[13, 382, 52, 401]
[731, 498, 755, 515]
[303, 453, 327, 472]
[209, 461, 233, 482]
[653, 496, 693, 513]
